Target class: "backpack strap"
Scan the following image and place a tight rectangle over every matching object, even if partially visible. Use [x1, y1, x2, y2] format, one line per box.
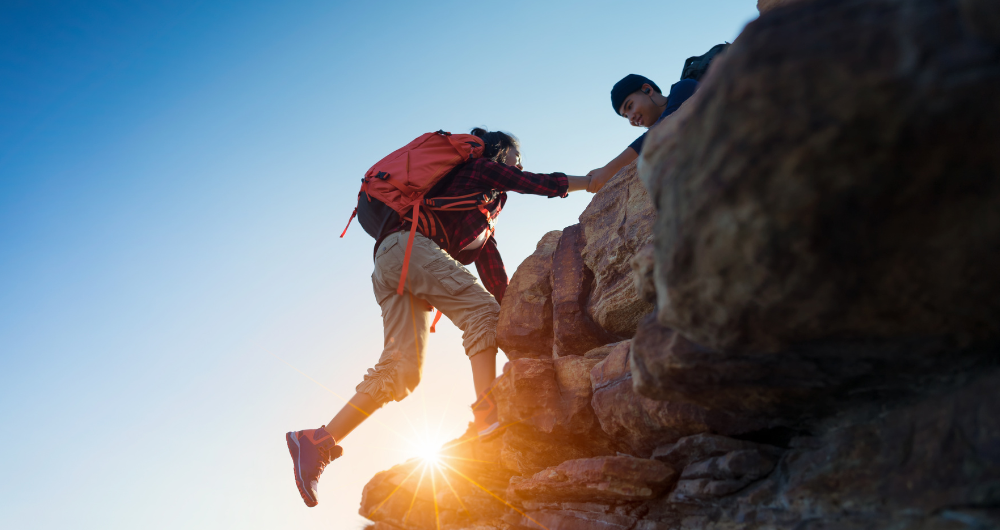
[340, 207, 357, 238]
[397, 201, 421, 296]
[394, 192, 499, 296]
[430, 309, 444, 333]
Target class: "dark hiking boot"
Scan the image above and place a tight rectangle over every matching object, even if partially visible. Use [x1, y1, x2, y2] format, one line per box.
[286, 427, 343, 507]
[471, 390, 500, 439]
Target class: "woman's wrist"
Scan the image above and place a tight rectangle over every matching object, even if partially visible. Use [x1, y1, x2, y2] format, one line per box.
[565, 175, 593, 193]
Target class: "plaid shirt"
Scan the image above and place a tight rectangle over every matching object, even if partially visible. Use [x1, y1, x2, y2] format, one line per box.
[386, 158, 568, 303]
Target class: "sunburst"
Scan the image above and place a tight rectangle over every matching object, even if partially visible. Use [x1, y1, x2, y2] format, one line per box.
[271, 338, 550, 530]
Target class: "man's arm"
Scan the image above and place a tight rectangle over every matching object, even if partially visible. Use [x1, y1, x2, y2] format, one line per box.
[586, 146, 638, 192]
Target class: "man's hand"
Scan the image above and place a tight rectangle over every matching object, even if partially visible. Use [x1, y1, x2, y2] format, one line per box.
[586, 166, 617, 192]
[587, 147, 639, 193]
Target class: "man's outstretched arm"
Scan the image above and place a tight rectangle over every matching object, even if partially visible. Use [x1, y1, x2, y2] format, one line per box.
[586, 146, 638, 192]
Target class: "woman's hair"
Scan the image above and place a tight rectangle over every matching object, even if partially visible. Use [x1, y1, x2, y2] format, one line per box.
[470, 127, 519, 163]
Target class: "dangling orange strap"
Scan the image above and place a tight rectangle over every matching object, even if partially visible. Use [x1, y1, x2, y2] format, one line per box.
[430, 310, 443, 333]
[340, 208, 357, 238]
[397, 201, 421, 295]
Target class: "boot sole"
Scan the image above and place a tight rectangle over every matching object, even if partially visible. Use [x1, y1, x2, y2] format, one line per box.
[286, 432, 318, 507]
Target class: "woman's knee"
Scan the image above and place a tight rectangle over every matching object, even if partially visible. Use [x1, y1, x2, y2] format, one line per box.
[355, 355, 422, 405]
[461, 304, 500, 358]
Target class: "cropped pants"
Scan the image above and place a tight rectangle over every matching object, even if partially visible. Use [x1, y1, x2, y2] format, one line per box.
[355, 231, 501, 406]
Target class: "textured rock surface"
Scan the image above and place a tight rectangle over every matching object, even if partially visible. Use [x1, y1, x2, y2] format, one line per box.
[496, 231, 561, 358]
[508, 456, 677, 503]
[551, 223, 618, 357]
[359, 424, 513, 529]
[631, 310, 997, 427]
[582, 341, 623, 361]
[641, 0, 1000, 354]
[630, 244, 657, 305]
[590, 341, 709, 457]
[495, 357, 615, 475]
[592, 340, 772, 456]
[580, 160, 656, 337]
[652, 433, 781, 470]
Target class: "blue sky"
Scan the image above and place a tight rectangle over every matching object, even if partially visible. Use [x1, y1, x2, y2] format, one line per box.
[0, 1, 758, 528]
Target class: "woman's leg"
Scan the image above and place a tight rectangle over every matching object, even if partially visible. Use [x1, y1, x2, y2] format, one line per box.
[332, 233, 431, 442]
[324, 392, 381, 441]
[469, 350, 497, 398]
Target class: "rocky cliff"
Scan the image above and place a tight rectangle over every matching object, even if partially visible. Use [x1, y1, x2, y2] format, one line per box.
[361, 0, 1000, 528]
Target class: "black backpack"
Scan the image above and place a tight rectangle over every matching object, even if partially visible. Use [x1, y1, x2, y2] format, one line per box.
[680, 43, 729, 81]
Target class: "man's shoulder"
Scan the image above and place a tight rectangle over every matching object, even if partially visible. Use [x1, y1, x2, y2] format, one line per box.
[669, 78, 699, 97]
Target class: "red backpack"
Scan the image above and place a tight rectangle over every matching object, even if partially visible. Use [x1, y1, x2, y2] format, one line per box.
[341, 131, 495, 308]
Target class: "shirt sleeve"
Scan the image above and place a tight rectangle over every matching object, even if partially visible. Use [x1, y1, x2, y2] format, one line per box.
[472, 159, 569, 198]
[474, 236, 508, 303]
[630, 132, 648, 155]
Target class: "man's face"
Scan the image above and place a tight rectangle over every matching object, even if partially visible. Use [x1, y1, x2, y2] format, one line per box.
[618, 84, 661, 127]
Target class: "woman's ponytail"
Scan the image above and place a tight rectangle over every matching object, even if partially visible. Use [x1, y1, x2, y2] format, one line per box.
[471, 127, 519, 163]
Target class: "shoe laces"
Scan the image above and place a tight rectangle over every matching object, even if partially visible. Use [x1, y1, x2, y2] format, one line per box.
[317, 444, 343, 471]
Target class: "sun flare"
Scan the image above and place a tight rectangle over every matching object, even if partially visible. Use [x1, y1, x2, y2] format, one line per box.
[414, 440, 443, 465]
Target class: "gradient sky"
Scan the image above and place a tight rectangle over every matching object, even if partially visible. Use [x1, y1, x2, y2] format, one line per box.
[0, 1, 758, 528]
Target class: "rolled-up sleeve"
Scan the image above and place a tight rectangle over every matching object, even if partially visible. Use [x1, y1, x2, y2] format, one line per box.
[473, 159, 569, 198]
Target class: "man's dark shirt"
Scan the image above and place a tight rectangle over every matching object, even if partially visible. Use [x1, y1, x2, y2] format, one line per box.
[629, 79, 699, 154]
[376, 158, 568, 303]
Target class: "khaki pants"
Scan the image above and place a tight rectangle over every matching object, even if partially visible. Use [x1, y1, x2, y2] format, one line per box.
[356, 231, 501, 405]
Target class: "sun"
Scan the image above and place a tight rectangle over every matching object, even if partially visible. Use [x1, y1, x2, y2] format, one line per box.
[413, 438, 443, 466]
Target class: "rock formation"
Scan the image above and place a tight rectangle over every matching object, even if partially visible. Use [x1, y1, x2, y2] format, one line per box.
[362, 0, 1000, 528]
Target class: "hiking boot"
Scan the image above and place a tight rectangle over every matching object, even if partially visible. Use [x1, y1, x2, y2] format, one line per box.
[471, 390, 500, 439]
[286, 427, 343, 507]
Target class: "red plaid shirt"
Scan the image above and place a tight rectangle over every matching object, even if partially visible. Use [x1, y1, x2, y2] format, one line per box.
[386, 158, 568, 303]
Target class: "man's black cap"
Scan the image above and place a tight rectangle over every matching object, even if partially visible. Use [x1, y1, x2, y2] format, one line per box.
[611, 74, 661, 115]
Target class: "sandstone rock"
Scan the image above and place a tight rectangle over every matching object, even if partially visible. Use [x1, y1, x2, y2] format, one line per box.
[552, 224, 619, 357]
[553, 355, 602, 431]
[500, 424, 606, 476]
[776, 369, 1000, 518]
[495, 357, 615, 474]
[583, 341, 623, 361]
[590, 341, 711, 457]
[631, 310, 996, 425]
[360, 424, 513, 529]
[580, 160, 656, 337]
[495, 356, 605, 436]
[495, 358, 560, 433]
[506, 508, 640, 530]
[630, 244, 657, 305]
[508, 456, 677, 503]
[640, 0, 1000, 354]
[497, 231, 561, 358]
[629, 313, 714, 403]
[681, 449, 777, 483]
[669, 450, 779, 502]
[652, 433, 781, 469]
